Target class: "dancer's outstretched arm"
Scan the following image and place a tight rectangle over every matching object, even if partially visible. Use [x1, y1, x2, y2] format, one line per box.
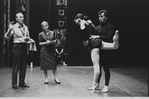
[101, 30, 119, 50]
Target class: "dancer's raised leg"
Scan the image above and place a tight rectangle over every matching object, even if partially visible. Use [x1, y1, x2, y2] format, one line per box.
[101, 30, 119, 50]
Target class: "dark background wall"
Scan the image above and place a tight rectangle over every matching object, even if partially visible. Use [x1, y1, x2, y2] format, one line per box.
[29, 0, 58, 66]
[29, 0, 52, 66]
[0, 0, 4, 67]
[1, 0, 148, 67]
[67, 0, 149, 66]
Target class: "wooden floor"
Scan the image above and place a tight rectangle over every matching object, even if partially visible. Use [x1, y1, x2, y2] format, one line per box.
[0, 65, 148, 97]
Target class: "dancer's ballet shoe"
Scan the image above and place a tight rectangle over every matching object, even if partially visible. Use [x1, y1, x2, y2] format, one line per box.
[101, 86, 109, 93]
[88, 83, 99, 92]
[113, 30, 119, 49]
[88, 84, 99, 90]
[113, 30, 119, 41]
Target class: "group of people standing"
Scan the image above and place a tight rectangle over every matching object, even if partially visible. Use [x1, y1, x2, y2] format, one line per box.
[4, 9, 119, 93]
[4, 13, 62, 89]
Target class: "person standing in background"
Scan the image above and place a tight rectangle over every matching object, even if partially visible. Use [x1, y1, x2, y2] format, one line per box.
[27, 38, 37, 67]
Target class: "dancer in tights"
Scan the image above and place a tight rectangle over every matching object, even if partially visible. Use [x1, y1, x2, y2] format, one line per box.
[74, 13, 119, 92]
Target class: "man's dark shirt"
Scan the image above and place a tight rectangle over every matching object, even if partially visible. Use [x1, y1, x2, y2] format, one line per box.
[94, 22, 114, 66]
[94, 22, 114, 43]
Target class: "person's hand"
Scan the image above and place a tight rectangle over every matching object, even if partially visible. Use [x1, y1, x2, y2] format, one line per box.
[83, 40, 89, 46]
[5, 22, 15, 38]
[9, 21, 15, 29]
[27, 38, 35, 44]
[46, 40, 51, 45]
[87, 20, 92, 24]
[29, 38, 34, 43]
[46, 39, 57, 46]
[52, 39, 57, 43]
[80, 20, 86, 30]
[89, 35, 100, 40]
[24, 37, 30, 42]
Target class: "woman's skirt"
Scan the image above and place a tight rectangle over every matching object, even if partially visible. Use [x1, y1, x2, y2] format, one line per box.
[88, 38, 102, 50]
[40, 47, 56, 70]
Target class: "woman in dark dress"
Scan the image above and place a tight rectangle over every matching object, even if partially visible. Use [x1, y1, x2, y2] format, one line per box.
[38, 21, 61, 84]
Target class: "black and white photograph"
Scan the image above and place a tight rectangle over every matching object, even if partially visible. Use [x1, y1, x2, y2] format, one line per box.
[0, 0, 148, 98]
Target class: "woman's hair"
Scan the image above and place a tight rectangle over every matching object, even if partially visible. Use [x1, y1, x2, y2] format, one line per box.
[98, 10, 108, 17]
[41, 21, 48, 27]
[74, 13, 84, 21]
[16, 12, 24, 18]
[74, 13, 89, 21]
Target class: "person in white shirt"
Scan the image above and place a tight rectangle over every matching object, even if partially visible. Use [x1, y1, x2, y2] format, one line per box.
[5, 12, 30, 89]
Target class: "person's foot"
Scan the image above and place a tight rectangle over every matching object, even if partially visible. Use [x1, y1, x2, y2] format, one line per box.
[30, 62, 33, 68]
[54, 78, 61, 84]
[19, 83, 30, 88]
[88, 84, 99, 90]
[113, 30, 119, 41]
[113, 30, 119, 49]
[44, 79, 49, 84]
[12, 85, 18, 89]
[63, 62, 67, 66]
[101, 85, 109, 93]
[88, 83, 99, 93]
[44, 81, 49, 84]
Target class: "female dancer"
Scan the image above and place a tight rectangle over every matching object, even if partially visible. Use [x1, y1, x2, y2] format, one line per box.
[74, 13, 119, 92]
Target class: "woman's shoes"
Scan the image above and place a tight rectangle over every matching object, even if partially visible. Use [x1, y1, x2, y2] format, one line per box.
[44, 79, 61, 84]
[44, 79, 49, 84]
[54, 79, 61, 84]
[44, 81, 49, 84]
